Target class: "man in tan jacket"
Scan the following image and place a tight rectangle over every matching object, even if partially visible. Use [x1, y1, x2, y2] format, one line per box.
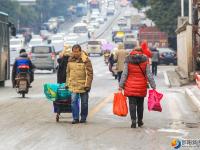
[114, 43, 129, 82]
[66, 44, 93, 124]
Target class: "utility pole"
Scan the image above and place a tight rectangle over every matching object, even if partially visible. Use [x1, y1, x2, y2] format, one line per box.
[181, 0, 184, 17]
[189, 0, 192, 24]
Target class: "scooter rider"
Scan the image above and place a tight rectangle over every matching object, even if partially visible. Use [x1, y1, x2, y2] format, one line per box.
[12, 49, 35, 88]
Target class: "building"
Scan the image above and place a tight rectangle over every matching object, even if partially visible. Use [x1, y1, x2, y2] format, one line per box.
[14, 0, 36, 6]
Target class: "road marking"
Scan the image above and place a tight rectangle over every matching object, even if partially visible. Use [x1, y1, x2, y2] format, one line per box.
[88, 94, 113, 118]
[185, 88, 200, 112]
[163, 71, 171, 87]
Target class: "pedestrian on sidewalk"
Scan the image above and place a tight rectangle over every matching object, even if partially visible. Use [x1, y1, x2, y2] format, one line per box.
[66, 44, 93, 124]
[119, 46, 156, 128]
[151, 47, 159, 76]
[57, 44, 71, 84]
[114, 43, 129, 82]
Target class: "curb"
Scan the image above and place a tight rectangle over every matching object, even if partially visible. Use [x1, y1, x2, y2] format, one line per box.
[163, 71, 171, 88]
[185, 88, 200, 112]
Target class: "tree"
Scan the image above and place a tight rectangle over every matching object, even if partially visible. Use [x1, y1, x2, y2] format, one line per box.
[146, 0, 181, 36]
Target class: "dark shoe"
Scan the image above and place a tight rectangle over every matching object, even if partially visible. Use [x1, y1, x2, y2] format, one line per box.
[72, 119, 79, 124]
[80, 119, 86, 123]
[131, 120, 137, 128]
[138, 121, 144, 127]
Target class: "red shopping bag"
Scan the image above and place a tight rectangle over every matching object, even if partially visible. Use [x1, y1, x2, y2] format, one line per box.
[195, 73, 200, 89]
[148, 90, 163, 112]
[113, 92, 128, 117]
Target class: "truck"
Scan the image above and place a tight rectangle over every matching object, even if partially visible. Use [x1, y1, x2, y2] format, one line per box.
[130, 15, 142, 30]
[138, 27, 168, 48]
[76, 3, 87, 17]
[88, 0, 101, 12]
[124, 34, 138, 51]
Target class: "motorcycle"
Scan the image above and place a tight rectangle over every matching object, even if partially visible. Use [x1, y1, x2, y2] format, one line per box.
[15, 65, 31, 98]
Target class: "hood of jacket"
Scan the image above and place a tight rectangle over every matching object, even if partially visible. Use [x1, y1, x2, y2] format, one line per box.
[69, 51, 89, 63]
[125, 50, 147, 64]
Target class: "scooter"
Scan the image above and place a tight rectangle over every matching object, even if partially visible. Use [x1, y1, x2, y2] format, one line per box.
[15, 65, 31, 98]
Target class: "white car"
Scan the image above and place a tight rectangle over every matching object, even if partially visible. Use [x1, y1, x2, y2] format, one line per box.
[32, 34, 41, 39]
[28, 38, 43, 49]
[64, 33, 79, 41]
[90, 21, 100, 29]
[88, 25, 96, 33]
[91, 9, 100, 16]
[90, 14, 98, 22]
[97, 17, 104, 24]
[64, 40, 78, 47]
[51, 34, 64, 53]
[10, 38, 25, 65]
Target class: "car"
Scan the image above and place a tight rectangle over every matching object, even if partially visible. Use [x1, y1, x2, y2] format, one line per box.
[90, 21, 100, 29]
[40, 30, 51, 40]
[81, 16, 89, 24]
[51, 34, 64, 53]
[64, 40, 78, 47]
[91, 9, 100, 16]
[90, 14, 99, 22]
[57, 16, 65, 24]
[107, 7, 115, 16]
[30, 45, 57, 72]
[32, 34, 41, 39]
[87, 40, 102, 56]
[96, 17, 104, 24]
[65, 33, 79, 41]
[102, 15, 108, 21]
[157, 48, 177, 65]
[29, 38, 43, 48]
[10, 38, 25, 65]
[87, 25, 96, 33]
[124, 10, 131, 19]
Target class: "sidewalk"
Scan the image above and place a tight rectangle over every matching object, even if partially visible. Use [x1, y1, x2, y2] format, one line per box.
[185, 85, 200, 112]
[166, 69, 200, 113]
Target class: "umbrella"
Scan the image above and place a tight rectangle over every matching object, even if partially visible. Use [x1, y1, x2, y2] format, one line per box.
[101, 43, 114, 51]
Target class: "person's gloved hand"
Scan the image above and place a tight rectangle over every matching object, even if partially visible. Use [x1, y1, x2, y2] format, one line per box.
[84, 87, 91, 92]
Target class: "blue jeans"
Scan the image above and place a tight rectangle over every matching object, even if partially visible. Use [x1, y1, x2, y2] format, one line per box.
[71, 92, 89, 120]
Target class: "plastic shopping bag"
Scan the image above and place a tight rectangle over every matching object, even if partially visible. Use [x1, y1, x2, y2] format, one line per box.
[44, 83, 59, 101]
[113, 92, 128, 117]
[148, 90, 163, 112]
[195, 73, 200, 89]
[57, 83, 71, 100]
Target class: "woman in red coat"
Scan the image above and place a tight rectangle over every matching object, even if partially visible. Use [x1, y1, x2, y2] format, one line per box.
[119, 47, 156, 128]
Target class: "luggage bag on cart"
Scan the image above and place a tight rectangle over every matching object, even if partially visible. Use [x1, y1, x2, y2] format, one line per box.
[44, 83, 72, 122]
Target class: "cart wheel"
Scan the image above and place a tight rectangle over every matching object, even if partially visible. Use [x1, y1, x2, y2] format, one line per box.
[56, 114, 59, 122]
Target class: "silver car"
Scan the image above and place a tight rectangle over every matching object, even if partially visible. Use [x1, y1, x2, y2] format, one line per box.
[30, 45, 57, 72]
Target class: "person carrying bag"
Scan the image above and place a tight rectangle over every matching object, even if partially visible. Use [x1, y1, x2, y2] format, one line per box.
[119, 46, 156, 128]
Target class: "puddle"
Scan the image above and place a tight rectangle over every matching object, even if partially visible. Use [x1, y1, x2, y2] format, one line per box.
[169, 121, 200, 129]
[184, 122, 200, 128]
[157, 128, 189, 137]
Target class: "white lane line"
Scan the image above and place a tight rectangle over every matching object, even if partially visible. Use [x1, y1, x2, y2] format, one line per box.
[185, 88, 200, 112]
[163, 71, 171, 87]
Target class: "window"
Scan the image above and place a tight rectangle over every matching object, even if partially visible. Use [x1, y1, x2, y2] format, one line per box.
[32, 46, 51, 53]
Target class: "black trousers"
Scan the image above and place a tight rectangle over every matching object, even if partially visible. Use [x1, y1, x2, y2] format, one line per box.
[117, 71, 123, 82]
[152, 62, 158, 76]
[128, 97, 144, 121]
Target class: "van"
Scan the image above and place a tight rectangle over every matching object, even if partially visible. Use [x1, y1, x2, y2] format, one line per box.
[87, 40, 102, 56]
[30, 45, 57, 72]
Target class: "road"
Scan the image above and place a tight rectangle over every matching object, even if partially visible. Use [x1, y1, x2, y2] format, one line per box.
[0, 5, 200, 150]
